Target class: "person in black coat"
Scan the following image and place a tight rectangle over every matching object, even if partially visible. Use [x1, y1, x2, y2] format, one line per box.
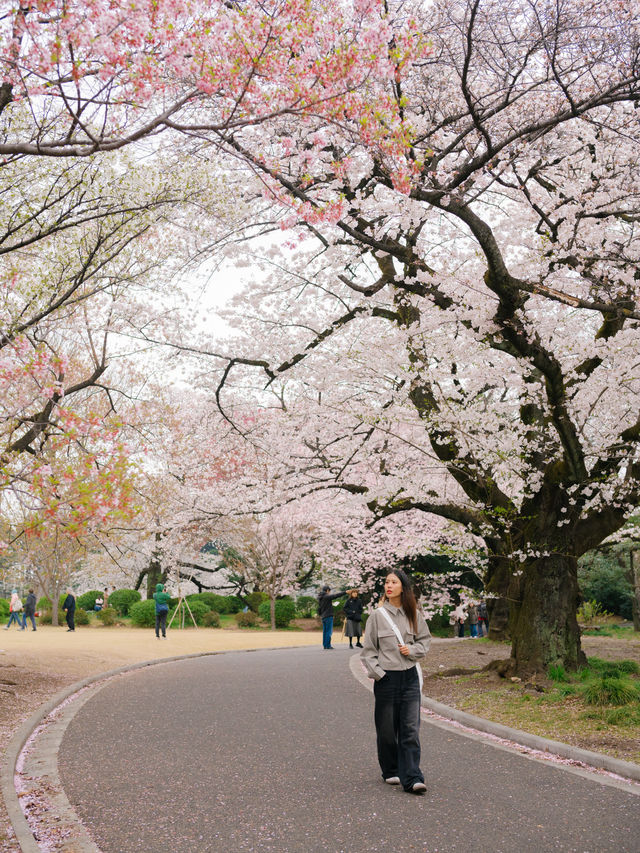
[23, 589, 37, 631]
[317, 586, 345, 649]
[62, 588, 76, 632]
[344, 589, 364, 648]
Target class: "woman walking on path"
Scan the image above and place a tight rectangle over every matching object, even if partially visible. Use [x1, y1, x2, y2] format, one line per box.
[361, 569, 431, 795]
[5, 590, 25, 630]
[344, 589, 364, 649]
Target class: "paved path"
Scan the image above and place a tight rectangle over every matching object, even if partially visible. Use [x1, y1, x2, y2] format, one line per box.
[58, 647, 640, 852]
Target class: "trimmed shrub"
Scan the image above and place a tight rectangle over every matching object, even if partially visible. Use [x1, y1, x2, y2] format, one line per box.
[258, 598, 296, 628]
[39, 609, 65, 625]
[109, 588, 141, 616]
[96, 606, 117, 626]
[76, 590, 103, 611]
[74, 608, 90, 625]
[129, 599, 156, 627]
[235, 610, 260, 627]
[245, 591, 269, 613]
[187, 592, 242, 614]
[0, 598, 9, 619]
[202, 610, 221, 628]
[186, 592, 213, 610]
[37, 596, 52, 611]
[172, 599, 210, 626]
[296, 596, 317, 618]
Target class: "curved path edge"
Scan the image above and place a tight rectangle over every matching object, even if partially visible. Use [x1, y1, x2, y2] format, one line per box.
[2, 646, 301, 853]
[5, 648, 640, 852]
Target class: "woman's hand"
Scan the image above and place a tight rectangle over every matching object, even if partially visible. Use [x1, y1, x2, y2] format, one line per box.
[398, 643, 410, 656]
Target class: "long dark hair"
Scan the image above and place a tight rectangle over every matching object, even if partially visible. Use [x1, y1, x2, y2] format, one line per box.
[387, 568, 418, 632]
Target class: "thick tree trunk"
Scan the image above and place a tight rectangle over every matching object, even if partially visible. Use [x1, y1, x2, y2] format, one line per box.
[510, 553, 586, 675]
[146, 552, 163, 599]
[629, 549, 640, 632]
[484, 550, 511, 642]
[52, 592, 60, 627]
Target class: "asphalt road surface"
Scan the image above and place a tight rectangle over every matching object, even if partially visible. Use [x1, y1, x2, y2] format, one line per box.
[58, 646, 640, 852]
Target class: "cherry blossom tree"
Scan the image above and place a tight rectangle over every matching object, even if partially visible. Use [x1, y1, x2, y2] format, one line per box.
[10, 528, 86, 624]
[2, 0, 639, 674]
[0, 0, 421, 159]
[198, 0, 640, 674]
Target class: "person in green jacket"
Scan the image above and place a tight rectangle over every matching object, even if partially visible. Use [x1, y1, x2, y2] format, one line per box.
[153, 583, 171, 639]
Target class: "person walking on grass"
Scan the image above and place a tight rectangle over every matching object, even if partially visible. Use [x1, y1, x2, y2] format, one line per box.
[63, 588, 76, 632]
[5, 590, 25, 630]
[361, 569, 431, 795]
[344, 589, 364, 649]
[153, 583, 171, 639]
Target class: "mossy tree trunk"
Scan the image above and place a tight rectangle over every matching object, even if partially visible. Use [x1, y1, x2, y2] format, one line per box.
[629, 548, 640, 632]
[484, 548, 512, 642]
[508, 552, 586, 675]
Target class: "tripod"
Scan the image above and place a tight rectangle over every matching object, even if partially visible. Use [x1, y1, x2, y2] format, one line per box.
[167, 585, 198, 629]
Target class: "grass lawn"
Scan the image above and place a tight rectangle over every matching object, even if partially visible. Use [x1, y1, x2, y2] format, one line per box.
[455, 654, 640, 764]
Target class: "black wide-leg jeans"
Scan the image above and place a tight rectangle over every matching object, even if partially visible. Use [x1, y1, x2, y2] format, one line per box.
[155, 610, 167, 637]
[373, 667, 424, 790]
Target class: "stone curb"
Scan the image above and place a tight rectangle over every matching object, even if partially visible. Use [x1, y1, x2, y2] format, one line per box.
[1, 646, 309, 853]
[421, 696, 640, 782]
[348, 655, 640, 784]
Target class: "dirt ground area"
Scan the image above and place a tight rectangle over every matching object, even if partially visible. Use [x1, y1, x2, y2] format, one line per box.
[1, 627, 639, 851]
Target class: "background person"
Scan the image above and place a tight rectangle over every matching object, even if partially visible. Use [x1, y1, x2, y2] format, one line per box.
[5, 590, 24, 630]
[317, 585, 345, 650]
[477, 599, 489, 636]
[344, 589, 364, 649]
[467, 603, 479, 638]
[361, 569, 431, 794]
[63, 588, 76, 632]
[153, 583, 171, 639]
[451, 603, 467, 638]
[23, 589, 37, 631]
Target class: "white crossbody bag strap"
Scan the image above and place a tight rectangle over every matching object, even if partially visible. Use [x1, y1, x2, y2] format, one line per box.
[378, 608, 423, 690]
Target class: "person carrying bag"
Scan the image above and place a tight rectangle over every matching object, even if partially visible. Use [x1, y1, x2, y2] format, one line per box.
[360, 569, 431, 795]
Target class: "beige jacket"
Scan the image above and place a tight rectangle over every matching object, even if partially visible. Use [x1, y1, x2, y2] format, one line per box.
[360, 602, 431, 681]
